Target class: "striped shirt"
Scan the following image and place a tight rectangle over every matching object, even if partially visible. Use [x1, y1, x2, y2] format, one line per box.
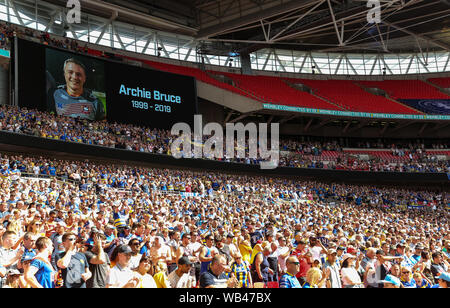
[230, 261, 251, 288]
[52, 87, 102, 121]
[279, 272, 302, 288]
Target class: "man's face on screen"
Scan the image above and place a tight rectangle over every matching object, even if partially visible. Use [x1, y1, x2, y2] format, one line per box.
[64, 61, 86, 96]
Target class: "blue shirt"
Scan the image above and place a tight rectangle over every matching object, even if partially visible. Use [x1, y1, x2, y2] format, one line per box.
[401, 278, 417, 288]
[279, 272, 302, 288]
[30, 258, 56, 288]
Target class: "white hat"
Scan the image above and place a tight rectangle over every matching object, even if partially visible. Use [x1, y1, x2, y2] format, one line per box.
[341, 253, 356, 263]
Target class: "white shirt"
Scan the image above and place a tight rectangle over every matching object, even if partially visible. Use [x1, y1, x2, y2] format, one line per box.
[129, 253, 142, 270]
[168, 270, 196, 288]
[137, 273, 158, 288]
[311, 246, 322, 260]
[188, 242, 202, 258]
[107, 264, 135, 288]
[341, 267, 361, 286]
[276, 246, 290, 272]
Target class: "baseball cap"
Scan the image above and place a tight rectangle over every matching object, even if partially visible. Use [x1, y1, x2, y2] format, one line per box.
[117, 244, 133, 255]
[380, 274, 401, 287]
[415, 244, 425, 250]
[438, 272, 450, 283]
[327, 249, 337, 255]
[346, 247, 357, 255]
[6, 269, 21, 276]
[178, 256, 193, 266]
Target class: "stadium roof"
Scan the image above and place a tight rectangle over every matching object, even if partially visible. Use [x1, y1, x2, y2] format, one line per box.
[44, 0, 450, 55]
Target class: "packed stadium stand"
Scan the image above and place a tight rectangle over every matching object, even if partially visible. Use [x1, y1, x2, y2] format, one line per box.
[0, 0, 449, 293]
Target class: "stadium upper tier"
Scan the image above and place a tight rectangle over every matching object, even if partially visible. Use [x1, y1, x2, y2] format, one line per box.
[358, 80, 450, 100]
[119, 53, 449, 115]
[2, 20, 450, 116]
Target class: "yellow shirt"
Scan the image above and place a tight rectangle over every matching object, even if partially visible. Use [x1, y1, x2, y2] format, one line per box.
[153, 272, 169, 288]
[239, 243, 252, 264]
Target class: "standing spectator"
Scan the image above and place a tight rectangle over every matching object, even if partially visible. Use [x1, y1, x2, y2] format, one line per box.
[153, 261, 171, 288]
[55, 232, 91, 288]
[430, 252, 449, 283]
[230, 253, 252, 288]
[25, 236, 55, 288]
[149, 236, 172, 269]
[106, 245, 139, 288]
[0, 231, 22, 274]
[199, 255, 238, 288]
[323, 249, 342, 288]
[134, 255, 157, 288]
[251, 246, 272, 285]
[17, 232, 36, 271]
[199, 235, 217, 274]
[266, 232, 279, 282]
[168, 256, 195, 288]
[340, 254, 363, 288]
[279, 256, 301, 288]
[362, 247, 378, 288]
[128, 238, 142, 270]
[84, 232, 109, 288]
[225, 233, 239, 259]
[49, 221, 65, 269]
[276, 236, 291, 275]
[291, 239, 312, 285]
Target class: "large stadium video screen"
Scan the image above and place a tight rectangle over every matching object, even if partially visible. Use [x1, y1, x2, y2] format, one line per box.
[15, 38, 197, 129]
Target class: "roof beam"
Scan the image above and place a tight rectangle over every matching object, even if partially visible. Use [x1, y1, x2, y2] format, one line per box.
[382, 20, 450, 52]
[196, 0, 321, 39]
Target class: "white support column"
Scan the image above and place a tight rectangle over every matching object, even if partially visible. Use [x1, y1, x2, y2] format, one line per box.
[326, 0, 343, 46]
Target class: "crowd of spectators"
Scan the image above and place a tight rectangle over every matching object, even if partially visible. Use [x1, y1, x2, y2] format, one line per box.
[0, 104, 449, 173]
[0, 17, 449, 291]
[0, 21, 87, 54]
[0, 21, 449, 173]
[0, 152, 448, 288]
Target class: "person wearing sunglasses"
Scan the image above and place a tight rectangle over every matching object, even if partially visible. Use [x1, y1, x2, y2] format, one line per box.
[55, 232, 91, 288]
[279, 256, 302, 288]
[399, 266, 416, 288]
[323, 249, 342, 288]
[128, 239, 142, 270]
[230, 253, 252, 288]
